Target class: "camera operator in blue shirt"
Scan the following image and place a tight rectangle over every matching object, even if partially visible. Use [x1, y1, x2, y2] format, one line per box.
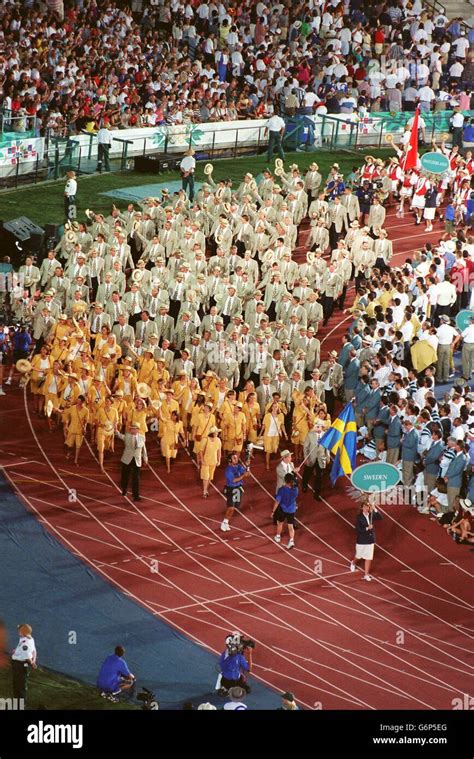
[97, 645, 136, 703]
[220, 451, 250, 532]
[218, 635, 252, 695]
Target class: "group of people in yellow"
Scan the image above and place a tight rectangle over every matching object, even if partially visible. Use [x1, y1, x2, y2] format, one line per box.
[25, 325, 331, 488]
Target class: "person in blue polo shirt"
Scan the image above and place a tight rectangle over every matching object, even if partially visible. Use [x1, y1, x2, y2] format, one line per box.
[221, 451, 250, 532]
[97, 646, 135, 702]
[273, 472, 298, 549]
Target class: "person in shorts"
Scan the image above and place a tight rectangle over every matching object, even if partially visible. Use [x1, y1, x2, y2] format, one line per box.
[220, 451, 249, 532]
[350, 499, 382, 581]
[273, 472, 298, 550]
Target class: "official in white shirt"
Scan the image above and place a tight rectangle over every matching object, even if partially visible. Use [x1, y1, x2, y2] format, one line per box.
[180, 148, 196, 201]
[64, 170, 77, 220]
[266, 114, 286, 163]
[11, 623, 37, 701]
[97, 125, 113, 171]
[461, 317, 474, 380]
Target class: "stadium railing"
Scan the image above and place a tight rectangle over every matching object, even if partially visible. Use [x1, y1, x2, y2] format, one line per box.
[0, 110, 471, 188]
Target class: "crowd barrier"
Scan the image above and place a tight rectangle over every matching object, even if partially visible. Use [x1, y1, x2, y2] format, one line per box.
[0, 110, 471, 184]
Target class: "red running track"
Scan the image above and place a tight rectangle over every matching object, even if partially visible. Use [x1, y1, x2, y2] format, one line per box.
[2, 208, 473, 710]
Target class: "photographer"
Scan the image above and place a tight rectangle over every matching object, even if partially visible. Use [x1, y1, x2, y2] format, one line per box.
[218, 636, 252, 695]
[220, 451, 250, 533]
[96, 645, 136, 703]
[272, 472, 299, 550]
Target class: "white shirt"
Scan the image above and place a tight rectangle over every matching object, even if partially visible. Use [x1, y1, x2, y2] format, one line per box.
[64, 178, 77, 197]
[97, 127, 113, 145]
[452, 112, 465, 128]
[267, 115, 286, 133]
[461, 325, 474, 344]
[12, 635, 36, 663]
[180, 155, 196, 173]
[436, 324, 458, 345]
[418, 86, 435, 102]
[436, 280, 456, 305]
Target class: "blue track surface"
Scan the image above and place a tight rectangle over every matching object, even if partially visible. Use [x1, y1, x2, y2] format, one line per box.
[100, 181, 203, 203]
[0, 476, 276, 709]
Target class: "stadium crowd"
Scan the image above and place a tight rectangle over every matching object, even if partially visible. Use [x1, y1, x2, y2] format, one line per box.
[1, 119, 474, 547]
[1, 0, 474, 135]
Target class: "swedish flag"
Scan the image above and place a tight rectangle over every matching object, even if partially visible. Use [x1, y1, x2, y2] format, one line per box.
[319, 402, 357, 485]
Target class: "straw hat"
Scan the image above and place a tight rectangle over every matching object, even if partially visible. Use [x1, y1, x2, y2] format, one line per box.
[204, 163, 213, 175]
[16, 359, 32, 373]
[132, 269, 144, 282]
[137, 382, 151, 398]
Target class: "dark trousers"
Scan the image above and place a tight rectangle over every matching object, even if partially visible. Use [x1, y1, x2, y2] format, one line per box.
[64, 195, 76, 221]
[169, 299, 182, 322]
[323, 295, 335, 325]
[325, 389, 336, 417]
[182, 173, 195, 201]
[337, 285, 347, 311]
[302, 462, 324, 497]
[220, 674, 251, 694]
[97, 143, 111, 171]
[452, 127, 463, 150]
[121, 459, 140, 498]
[129, 312, 141, 330]
[12, 659, 29, 700]
[329, 223, 344, 248]
[90, 276, 99, 301]
[435, 303, 451, 326]
[267, 131, 285, 162]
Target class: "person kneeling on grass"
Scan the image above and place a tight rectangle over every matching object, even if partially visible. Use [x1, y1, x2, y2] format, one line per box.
[272, 472, 298, 550]
[97, 645, 136, 703]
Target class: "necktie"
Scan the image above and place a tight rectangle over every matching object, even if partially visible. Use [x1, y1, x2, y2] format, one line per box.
[120, 326, 124, 339]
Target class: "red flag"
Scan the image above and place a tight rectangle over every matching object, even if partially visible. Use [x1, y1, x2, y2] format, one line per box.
[402, 108, 419, 172]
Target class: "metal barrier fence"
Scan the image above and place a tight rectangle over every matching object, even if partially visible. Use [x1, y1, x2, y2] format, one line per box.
[318, 111, 458, 151]
[0, 109, 472, 188]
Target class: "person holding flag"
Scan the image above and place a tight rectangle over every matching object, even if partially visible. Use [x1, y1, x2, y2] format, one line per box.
[396, 107, 422, 220]
[350, 499, 383, 582]
[318, 401, 358, 485]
